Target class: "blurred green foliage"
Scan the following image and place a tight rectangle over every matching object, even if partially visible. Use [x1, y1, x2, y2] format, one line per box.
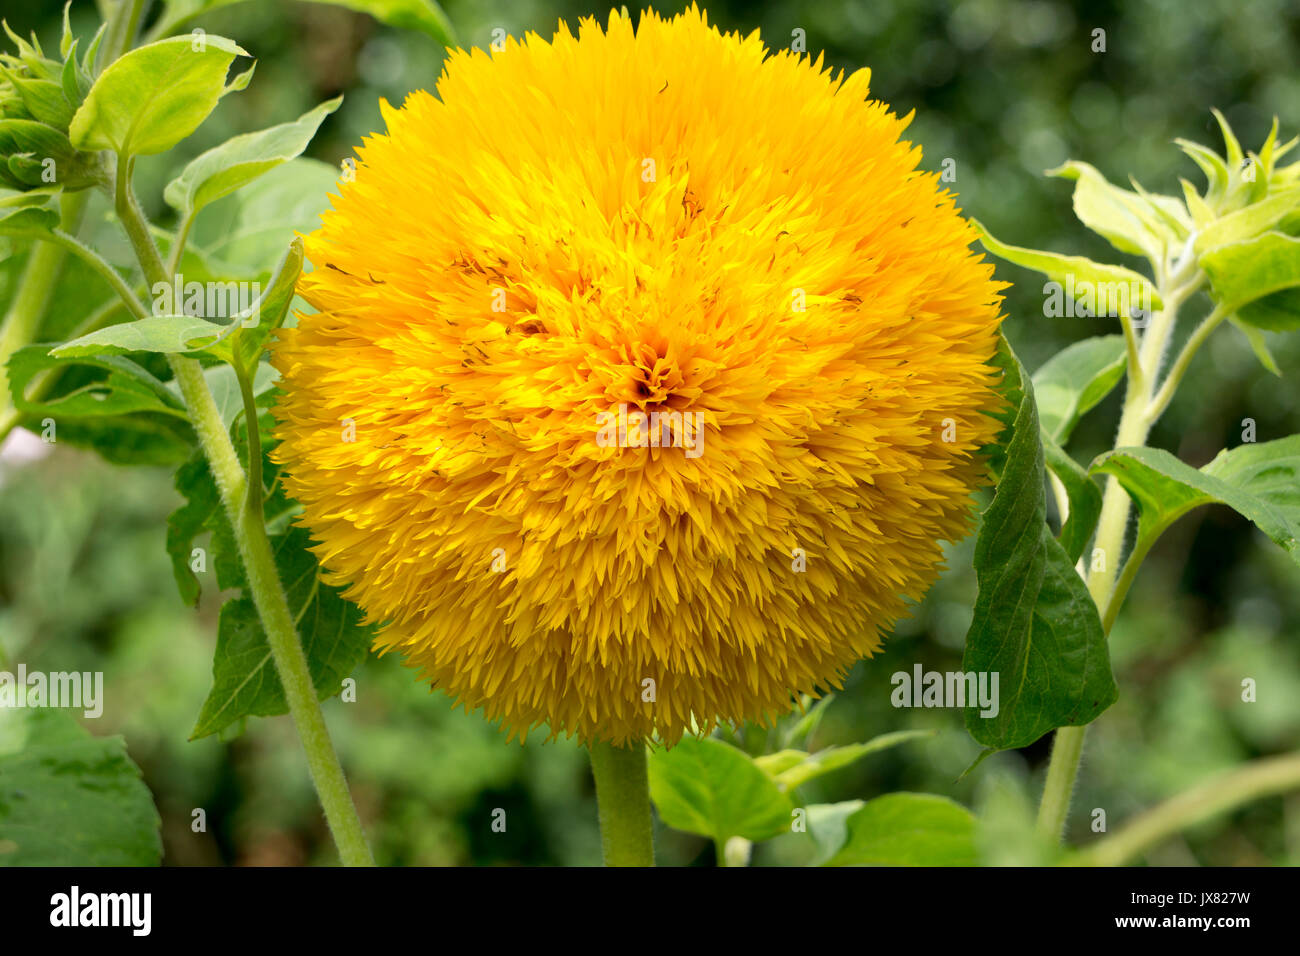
[1, 0, 1298, 865]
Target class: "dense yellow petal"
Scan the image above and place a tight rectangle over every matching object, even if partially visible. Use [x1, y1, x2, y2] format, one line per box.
[271, 6, 1006, 745]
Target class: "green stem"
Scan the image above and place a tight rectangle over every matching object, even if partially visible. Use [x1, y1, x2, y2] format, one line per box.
[1037, 725, 1087, 841]
[113, 152, 373, 866]
[165, 209, 195, 280]
[0, 192, 91, 430]
[1101, 533, 1157, 635]
[48, 228, 149, 318]
[589, 741, 655, 866]
[1036, 270, 1194, 842]
[102, 0, 147, 72]
[1080, 750, 1300, 866]
[1144, 303, 1230, 426]
[114, 155, 168, 284]
[177, 359, 372, 865]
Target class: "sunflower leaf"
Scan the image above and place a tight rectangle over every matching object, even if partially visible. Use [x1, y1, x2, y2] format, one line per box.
[766, 730, 935, 791]
[190, 524, 374, 740]
[1047, 160, 1169, 263]
[1090, 439, 1300, 567]
[52, 314, 234, 359]
[1043, 432, 1103, 565]
[69, 35, 250, 157]
[647, 735, 793, 844]
[1031, 334, 1127, 444]
[4, 344, 196, 465]
[167, 451, 223, 607]
[6, 344, 188, 419]
[0, 709, 162, 865]
[1201, 231, 1300, 331]
[822, 793, 976, 866]
[164, 98, 341, 218]
[1231, 318, 1281, 376]
[971, 218, 1162, 315]
[962, 338, 1117, 751]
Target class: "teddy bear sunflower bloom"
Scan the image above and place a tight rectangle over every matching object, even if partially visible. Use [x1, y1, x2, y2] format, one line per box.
[270, 6, 1006, 864]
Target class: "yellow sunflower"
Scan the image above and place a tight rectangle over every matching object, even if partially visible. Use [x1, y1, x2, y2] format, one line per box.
[271, 6, 1006, 746]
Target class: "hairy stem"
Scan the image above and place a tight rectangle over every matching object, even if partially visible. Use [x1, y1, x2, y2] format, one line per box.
[1145, 303, 1230, 425]
[1036, 273, 1194, 842]
[48, 228, 149, 318]
[114, 151, 373, 866]
[589, 741, 655, 866]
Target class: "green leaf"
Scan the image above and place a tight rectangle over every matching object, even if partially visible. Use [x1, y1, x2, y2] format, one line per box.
[1176, 137, 1229, 202]
[1043, 432, 1103, 564]
[191, 526, 374, 739]
[0, 119, 101, 191]
[52, 313, 231, 359]
[766, 730, 935, 791]
[1181, 177, 1216, 228]
[962, 339, 1117, 751]
[0, 709, 162, 866]
[1047, 161, 1168, 262]
[752, 749, 806, 777]
[1195, 187, 1300, 254]
[972, 218, 1162, 315]
[1091, 439, 1300, 567]
[647, 735, 793, 844]
[68, 35, 250, 157]
[47, 413, 195, 465]
[232, 238, 303, 371]
[164, 98, 341, 217]
[1031, 334, 1127, 444]
[1231, 318, 1281, 376]
[2, 74, 74, 129]
[823, 793, 976, 866]
[980, 335, 1026, 483]
[194, 158, 337, 273]
[166, 451, 222, 607]
[1212, 107, 1245, 179]
[804, 801, 863, 864]
[1128, 175, 1192, 239]
[0, 185, 60, 209]
[3, 344, 195, 465]
[6, 344, 188, 419]
[1202, 232, 1300, 331]
[0, 202, 58, 236]
[314, 0, 458, 45]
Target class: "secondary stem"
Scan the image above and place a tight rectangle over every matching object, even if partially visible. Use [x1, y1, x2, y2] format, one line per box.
[589, 741, 655, 866]
[113, 157, 373, 866]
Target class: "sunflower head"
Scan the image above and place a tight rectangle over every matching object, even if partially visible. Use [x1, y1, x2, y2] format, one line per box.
[271, 6, 1006, 745]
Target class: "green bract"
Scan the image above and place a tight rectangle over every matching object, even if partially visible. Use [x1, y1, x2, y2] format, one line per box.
[0, 16, 106, 194]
